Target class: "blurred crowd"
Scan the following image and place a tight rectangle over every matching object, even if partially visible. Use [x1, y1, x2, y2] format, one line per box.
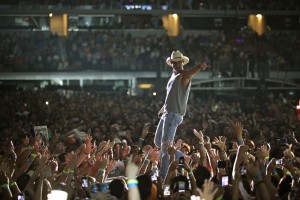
[0, 30, 299, 76]
[0, 2, 299, 200]
[0, 88, 299, 199]
[1, 0, 299, 10]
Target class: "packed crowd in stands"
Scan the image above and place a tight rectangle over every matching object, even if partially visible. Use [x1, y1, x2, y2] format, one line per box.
[1, 0, 299, 10]
[0, 30, 299, 75]
[0, 88, 299, 199]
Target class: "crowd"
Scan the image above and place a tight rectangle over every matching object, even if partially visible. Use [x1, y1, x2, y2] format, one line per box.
[0, 88, 299, 199]
[1, 0, 299, 10]
[0, 30, 299, 76]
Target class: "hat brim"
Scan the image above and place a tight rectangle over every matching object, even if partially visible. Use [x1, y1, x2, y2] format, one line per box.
[182, 144, 190, 152]
[166, 56, 189, 66]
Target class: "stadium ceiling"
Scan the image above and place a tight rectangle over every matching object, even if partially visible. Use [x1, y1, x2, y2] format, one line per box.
[0, 7, 298, 30]
[0, 8, 299, 17]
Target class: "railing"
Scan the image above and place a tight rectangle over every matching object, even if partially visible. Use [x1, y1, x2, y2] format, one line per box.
[191, 76, 300, 90]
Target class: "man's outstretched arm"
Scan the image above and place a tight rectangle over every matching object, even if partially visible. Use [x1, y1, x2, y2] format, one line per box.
[181, 62, 209, 86]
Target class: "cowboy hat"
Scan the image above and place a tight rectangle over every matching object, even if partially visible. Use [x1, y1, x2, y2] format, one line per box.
[166, 50, 189, 66]
[181, 143, 191, 153]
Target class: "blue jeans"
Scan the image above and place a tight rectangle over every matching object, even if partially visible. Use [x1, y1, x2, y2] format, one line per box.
[154, 112, 183, 179]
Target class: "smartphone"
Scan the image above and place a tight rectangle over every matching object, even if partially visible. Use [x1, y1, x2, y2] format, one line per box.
[240, 165, 247, 175]
[221, 176, 229, 186]
[217, 160, 226, 169]
[276, 159, 283, 165]
[82, 177, 89, 188]
[91, 183, 98, 194]
[18, 194, 25, 200]
[178, 181, 185, 192]
[151, 173, 157, 181]
[101, 183, 108, 192]
[179, 157, 184, 165]
[163, 185, 170, 196]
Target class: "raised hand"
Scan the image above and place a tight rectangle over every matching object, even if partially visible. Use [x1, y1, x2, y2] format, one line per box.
[193, 129, 204, 143]
[198, 179, 218, 200]
[85, 134, 93, 144]
[244, 159, 261, 181]
[94, 154, 109, 171]
[33, 136, 41, 153]
[96, 141, 110, 157]
[204, 136, 212, 151]
[96, 141, 107, 153]
[210, 150, 220, 162]
[126, 155, 139, 179]
[213, 136, 227, 152]
[142, 145, 153, 155]
[83, 134, 93, 154]
[227, 118, 243, 142]
[122, 144, 131, 160]
[166, 141, 177, 157]
[147, 148, 159, 165]
[106, 160, 117, 174]
[175, 139, 183, 149]
[198, 61, 210, 71]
